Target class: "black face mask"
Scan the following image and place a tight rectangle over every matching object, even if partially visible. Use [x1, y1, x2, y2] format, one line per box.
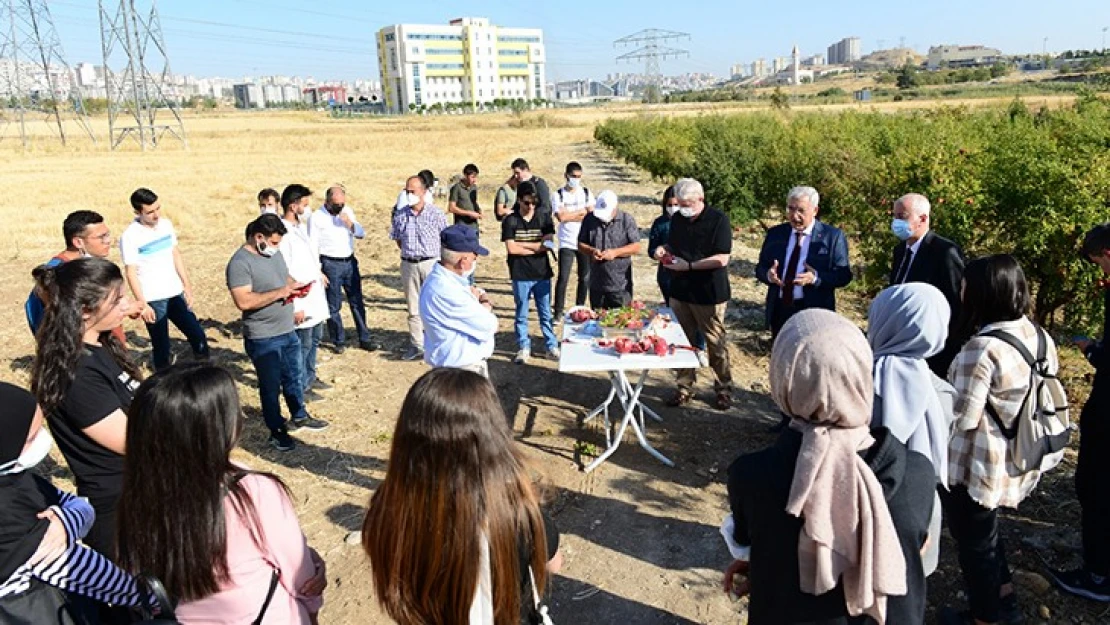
[326, 203, 344, 215]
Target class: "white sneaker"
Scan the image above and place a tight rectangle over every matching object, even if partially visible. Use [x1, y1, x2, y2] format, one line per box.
[697, 350, 710, 368]
[548, 347, 561, 361]
[514, 349, 531, 364]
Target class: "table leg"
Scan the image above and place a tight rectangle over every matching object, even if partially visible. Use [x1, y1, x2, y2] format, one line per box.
[584, 370, 674, 472]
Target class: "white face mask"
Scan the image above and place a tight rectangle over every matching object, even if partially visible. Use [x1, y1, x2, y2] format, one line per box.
[665, 205, 679, 216]
[0, 428, 54, 475]
[566, 177, 582, 189]
[463, 260, 478, 279]
[593, 207, 615, 223]
[256, 240, 278, 257]
[406, 192, 422, 207]
[260, 206, 278, 215]
[678, 206, 696, 218]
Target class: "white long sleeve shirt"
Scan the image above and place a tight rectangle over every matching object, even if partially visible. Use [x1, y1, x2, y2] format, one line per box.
[307, 206, 365, 259]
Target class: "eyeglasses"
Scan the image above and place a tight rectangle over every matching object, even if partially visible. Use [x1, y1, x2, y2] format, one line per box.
[520, 199, 538, 207]
[84, 233, 111, 243]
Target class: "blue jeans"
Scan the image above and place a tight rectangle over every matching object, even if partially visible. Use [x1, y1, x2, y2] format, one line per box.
[511, 279, 558, 352]
[320, 255, 370, 345]
[146, 295, 209, 371]
[244, 332, 309, 434]
[296, 323, 324, 391]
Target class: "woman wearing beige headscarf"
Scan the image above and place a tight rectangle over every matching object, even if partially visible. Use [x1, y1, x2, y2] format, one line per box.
[721, 309, 935, 624]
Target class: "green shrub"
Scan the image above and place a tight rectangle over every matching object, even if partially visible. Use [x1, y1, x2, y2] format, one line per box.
[594, 99, 1110, 331]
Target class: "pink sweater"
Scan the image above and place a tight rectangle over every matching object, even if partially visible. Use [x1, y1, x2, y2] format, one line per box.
[174, 474, 323, 624]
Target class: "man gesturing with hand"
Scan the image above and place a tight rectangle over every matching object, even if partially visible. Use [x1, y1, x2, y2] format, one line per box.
[755, 186, 852, 339]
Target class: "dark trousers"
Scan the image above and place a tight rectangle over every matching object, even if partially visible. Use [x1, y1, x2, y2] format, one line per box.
[145, 295, 208, 371]
[296, 323, 324, 392]
[554, 248, 590, 315]
[244, 332, 309, 434]
[769, 299, 806, 339]
[1077, 397, 1110, 576]
[941, 485, 1013, 623]
[321, 255, 370, 345]
[589, 289, 631, 311]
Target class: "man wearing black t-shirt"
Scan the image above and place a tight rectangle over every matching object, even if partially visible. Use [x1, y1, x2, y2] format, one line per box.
[501, 181, 558, 365]
[654, 178, 734, 410]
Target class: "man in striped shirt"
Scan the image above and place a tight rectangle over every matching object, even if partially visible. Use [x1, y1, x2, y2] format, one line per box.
[391, 175, 448, 361]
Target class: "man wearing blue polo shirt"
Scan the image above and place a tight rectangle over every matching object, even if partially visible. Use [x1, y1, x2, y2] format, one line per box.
[419, 225, 498, 378]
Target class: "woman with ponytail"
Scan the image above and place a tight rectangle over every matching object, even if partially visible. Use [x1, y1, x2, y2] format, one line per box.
[31, 257, 140, 557]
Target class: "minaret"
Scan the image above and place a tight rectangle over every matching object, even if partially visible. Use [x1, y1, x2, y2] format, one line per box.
[792, 44, 800, 84]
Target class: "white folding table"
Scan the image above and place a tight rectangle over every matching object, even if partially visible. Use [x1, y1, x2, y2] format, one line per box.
[558, 309, 700, 473]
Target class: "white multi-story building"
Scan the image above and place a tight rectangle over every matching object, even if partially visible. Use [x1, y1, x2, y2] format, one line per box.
[376, 17, 545, 113]
[827, 37, 862, 65]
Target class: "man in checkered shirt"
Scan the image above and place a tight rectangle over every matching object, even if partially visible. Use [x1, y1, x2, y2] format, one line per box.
[391, 175, 448, 361]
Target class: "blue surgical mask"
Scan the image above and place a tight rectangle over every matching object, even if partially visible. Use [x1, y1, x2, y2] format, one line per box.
[891, 218, 913, 241]
[567, 178, 582, 189]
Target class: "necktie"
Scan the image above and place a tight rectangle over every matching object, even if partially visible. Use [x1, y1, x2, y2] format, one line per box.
[782, 231, 804, 308]
[894, 249, 914, 284]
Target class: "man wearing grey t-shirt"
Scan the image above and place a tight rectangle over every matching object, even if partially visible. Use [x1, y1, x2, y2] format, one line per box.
[226, 214, 329, 452]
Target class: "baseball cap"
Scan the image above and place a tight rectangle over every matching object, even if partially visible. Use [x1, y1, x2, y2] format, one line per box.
[441, 224, 489, 256]
[595, 190, 619, 212]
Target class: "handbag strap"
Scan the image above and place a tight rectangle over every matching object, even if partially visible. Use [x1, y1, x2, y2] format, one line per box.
[251, 569, 281, 625]
[138, 574, 177, 620]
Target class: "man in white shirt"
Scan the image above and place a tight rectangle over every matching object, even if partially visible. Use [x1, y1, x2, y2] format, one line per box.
[120, 188, 209, 371]
[552, 161, 594, 320]
[278, 184, 332, 402]
[257, 188, 280, 215]
[419, 225, 497, 378]
[308, 185, 379, 353]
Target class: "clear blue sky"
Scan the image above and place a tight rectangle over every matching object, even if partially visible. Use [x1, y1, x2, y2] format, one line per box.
[46, 0, 1110, 82]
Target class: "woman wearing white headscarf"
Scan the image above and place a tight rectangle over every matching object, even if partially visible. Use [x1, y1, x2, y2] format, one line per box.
[721, 309, 935, 625]
[869, 283, 957, 576]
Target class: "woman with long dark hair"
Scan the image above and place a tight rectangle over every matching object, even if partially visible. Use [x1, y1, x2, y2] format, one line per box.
[939, 255, 1061, 625]
[31, 257, 141, 557]
[362, 368, 561, 625]
[116, 364, 327, 623]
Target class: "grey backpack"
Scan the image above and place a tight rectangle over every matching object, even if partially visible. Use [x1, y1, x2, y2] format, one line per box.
[980, 326, 1070, 474]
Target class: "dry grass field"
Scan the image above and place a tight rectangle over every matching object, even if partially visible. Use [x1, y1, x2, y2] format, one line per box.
[0, 101, 1104, 624]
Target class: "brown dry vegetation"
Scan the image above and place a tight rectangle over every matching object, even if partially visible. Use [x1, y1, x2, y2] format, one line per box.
[0, 102, 1104, 624]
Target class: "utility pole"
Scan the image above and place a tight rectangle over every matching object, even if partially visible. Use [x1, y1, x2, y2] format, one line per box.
[0, 0, 95, 147]
[99, 0, 186, 150]
[614, 29, 690, 104]
[1102, 26, 1107, 54]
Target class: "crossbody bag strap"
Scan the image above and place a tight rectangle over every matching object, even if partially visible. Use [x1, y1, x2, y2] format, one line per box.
[138, 574, 177, 620]
[250, 569, 281, 625]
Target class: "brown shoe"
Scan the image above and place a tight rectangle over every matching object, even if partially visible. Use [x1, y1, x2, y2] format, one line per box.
[667, 389, 694, 407]
[714, 390, 733, 410]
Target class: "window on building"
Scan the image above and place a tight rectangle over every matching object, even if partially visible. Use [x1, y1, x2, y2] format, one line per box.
[384, 33, 395, 42]
[479, 89, 483, 97]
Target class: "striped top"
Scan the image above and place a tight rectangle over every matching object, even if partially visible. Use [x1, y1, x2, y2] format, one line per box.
[0, 488, 144, 606]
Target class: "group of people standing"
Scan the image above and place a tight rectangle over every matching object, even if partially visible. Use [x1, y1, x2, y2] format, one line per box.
[723, 186, 1110, 625]
[6, 162, 1110, 625]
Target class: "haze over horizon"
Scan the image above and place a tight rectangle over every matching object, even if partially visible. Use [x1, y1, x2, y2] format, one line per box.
[42, 0, 1110, 82]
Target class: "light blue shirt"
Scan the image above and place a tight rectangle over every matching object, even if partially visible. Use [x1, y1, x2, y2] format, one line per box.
[419, 262, 497, 368]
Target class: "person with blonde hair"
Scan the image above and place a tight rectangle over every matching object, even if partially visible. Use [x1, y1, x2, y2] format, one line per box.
[363, 368, 561, 624]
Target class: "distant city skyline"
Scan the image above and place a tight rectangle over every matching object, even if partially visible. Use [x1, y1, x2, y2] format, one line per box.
[36, 0, 1110, 83]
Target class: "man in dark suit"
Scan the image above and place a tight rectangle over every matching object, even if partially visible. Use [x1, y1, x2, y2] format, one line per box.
[889, 193, 965, 377]
[755, 186, 853, 338]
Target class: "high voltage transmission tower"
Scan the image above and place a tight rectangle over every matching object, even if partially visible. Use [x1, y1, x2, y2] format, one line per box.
[614, 29, 690, 103]
[0, 0, 95, 147]
[99, 0, 186, 150]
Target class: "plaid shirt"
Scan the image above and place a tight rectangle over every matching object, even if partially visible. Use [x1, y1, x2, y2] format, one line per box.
[390, 203, 447, 259]
[947, 317, 1060, 509]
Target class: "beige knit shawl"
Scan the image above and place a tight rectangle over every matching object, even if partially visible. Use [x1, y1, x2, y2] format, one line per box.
[770, 309, 907, 624]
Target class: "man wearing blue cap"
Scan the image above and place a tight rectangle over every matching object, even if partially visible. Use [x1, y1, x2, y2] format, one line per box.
[418, 225, 498, 377]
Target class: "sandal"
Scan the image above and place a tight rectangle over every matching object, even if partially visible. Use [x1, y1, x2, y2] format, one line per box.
[714, 391, 733, 410]
[666, 389, 694, 407]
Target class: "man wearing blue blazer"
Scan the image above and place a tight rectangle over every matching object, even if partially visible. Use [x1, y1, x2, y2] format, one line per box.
[755, 186, 852, 338]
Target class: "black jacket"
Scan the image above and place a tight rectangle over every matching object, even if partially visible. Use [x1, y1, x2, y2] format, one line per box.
[890, 231, 965, 377]
[755, 221, 853, 324]
[726, 427, 934, 625]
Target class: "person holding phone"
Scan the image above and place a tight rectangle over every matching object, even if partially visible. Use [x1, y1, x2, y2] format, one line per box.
[227, 214, 329, 453]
